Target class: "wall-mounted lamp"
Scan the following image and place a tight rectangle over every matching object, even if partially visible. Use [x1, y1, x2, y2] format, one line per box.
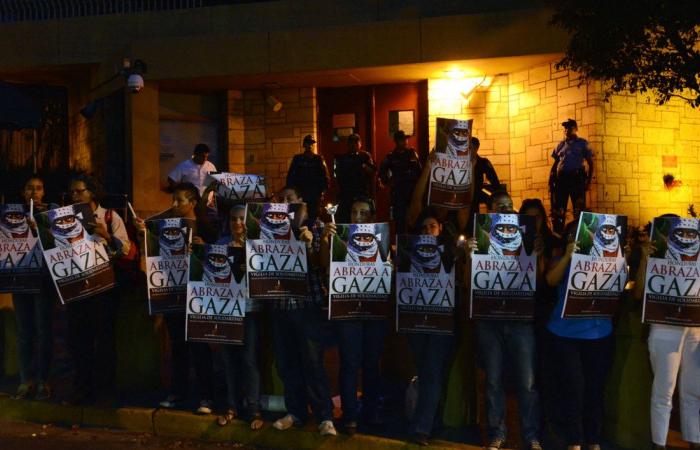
[663, 173, 683, 190]
[266, 94, 283, 112]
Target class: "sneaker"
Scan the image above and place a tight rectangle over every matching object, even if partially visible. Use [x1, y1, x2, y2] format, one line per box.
[14, 383, 34, 400]
[528, 440, 544, 450]
[273, 414, 299, 431]
[159, 394, 181, 409]
[319, 420, 337, 436]
[411, 432, 429, 446]
[196, 399, 213, 415]
[35, 382, 52, 401]
[486, 437, 505, 450]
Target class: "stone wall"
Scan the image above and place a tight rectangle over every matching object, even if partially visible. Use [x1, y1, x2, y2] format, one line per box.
[226, 88, 317, 195]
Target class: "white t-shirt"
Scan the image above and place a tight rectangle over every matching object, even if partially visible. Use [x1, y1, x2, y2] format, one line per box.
[168, 158, 217, 194]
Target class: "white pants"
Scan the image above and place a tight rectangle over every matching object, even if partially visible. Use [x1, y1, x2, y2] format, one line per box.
[649, 324, 700, 445]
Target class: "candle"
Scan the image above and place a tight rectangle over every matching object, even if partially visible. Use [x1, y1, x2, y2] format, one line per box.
[127, 201, 137, 219]
[325, 203, 338, 224]
[29, 198, 34, 218]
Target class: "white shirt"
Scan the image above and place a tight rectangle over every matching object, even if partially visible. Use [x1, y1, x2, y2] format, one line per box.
[168, 158, 217, 194]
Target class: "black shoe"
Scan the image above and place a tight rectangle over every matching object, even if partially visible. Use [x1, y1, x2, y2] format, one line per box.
[411, 433, 429, 446]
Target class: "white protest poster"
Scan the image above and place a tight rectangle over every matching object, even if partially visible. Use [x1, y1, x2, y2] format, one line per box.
[207, 172, 267, 204]
[427, 118, 474, 209]
[0, 203, 43, 293]
[643, 217, 700, 326]
[470, 213, 537, 320]
[562, 212, 628, 318]
[328, 223, 392, 320]
[396, 234, 455, 334]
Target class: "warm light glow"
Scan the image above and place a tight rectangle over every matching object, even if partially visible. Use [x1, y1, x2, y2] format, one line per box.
[430, 76, 489, 102]
[444, 68, 465, 79]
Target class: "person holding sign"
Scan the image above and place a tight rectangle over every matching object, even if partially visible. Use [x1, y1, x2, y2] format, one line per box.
[544, 220, 615, 450]
[633, 214, 700, 450]
[9, 176, 57, 400]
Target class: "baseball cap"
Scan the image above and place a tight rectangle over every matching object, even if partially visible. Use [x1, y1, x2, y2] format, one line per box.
[393, 130, 407, 141]
[303, 134, 316, 145]
[561, 118, 578, 129]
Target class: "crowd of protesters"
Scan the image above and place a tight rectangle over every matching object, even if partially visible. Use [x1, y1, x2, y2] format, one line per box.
[2, 118, 698, 450]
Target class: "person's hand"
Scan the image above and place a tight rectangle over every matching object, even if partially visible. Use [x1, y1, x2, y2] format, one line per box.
[134, 217, 146, 232]
[27, 217, 37, 231]
[429, 149, 439, 164]
[322, 222, 337, 241]
[298, 226, 313, 245]
[464, 238, 478, 260]
[192, 236, 204, 245]
[640, 241, 657, 259]
[565, 240, 579, 258]
[92, 222, 111, 241]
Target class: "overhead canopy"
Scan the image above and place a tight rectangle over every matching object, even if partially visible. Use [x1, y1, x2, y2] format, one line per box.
[0, 82, 41, 130]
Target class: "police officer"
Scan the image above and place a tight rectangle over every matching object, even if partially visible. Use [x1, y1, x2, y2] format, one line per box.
[549, 119, 593, 233]
[378, 130, 422, 233]
[333, 133, 376, 223]
[286, 134, 329, 219]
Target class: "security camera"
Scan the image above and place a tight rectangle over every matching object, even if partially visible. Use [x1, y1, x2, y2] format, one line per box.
[127, 73, 144, 93]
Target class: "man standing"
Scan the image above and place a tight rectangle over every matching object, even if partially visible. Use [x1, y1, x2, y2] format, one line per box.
[167, 143, 217, 196]
[549, 119, 593, 233]
[333, 133, 376, 223]
[286, 135, 329, 220]
[378, 130, 422, 233]
[471, 137, 501, 213]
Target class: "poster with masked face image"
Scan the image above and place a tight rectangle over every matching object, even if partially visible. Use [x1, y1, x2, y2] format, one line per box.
[470, 214, 537, 319]
[144, 216, 195, 314]
[562, 212, 628, 318]
[186, 243, 246, 344]
[35, 203, 115, 304]
[329, 223, 392, 320]
[245, 203, 308, 299]
[642, 217, 700, 326]
[206, 172, 267, 206]
[0, 204, 43, 293]
[427, 118, 474, 209]
[396, 234, 455, 334]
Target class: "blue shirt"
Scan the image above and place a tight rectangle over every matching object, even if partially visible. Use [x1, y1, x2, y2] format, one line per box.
[552, 137, 592, 173]
[547, 265, 613, 340]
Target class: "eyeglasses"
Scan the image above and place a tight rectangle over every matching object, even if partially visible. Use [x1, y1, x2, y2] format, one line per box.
[70, 189, 87, 195]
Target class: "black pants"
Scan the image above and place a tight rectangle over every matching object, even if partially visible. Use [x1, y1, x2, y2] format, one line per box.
[553, 171, 586, 233]
[66, 290, 119, 397]
[547, 330, 614, 446]
[164, 314, 214, 401]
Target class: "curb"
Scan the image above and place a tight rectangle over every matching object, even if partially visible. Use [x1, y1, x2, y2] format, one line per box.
[0, 394, 479, 449]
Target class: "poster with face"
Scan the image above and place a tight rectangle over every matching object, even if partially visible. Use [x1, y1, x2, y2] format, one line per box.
[562, 212, 628, 318]
[144, 217, 195, 314]
[36, 203, 115, 304]
[0, 204, 43, 293]
[470, 213, 537, 319]
[427, 118, 474, 209]
[186, 243, 246, 344]
[329, 222, 392, 320]
[206, 172, 267, 205]
[245, 203, 308, 299]
[396, 234, 455, 334]
[643, 217, 700, 326]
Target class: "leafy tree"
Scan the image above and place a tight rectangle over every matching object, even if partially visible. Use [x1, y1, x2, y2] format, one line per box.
[548, 0, 700, 106]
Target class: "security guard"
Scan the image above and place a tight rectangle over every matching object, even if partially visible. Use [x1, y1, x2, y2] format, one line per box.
[549, 119, 593, 233]
[333, 133, 376, 223]
[378, 130, 422, 233]
[286, 134, 329, 219]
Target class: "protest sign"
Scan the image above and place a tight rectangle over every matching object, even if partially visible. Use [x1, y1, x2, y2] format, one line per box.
[562, 212, 628, 318]
[245, 203, 308, 299]
[427, 118, 474, 209]
[329, 222, 392, 320]
[36, 203, 115, 304]
[207, 172, 267, 204]
[186, 243, 246, 344]
[144, 216, 195, 314]
[470, 213, 537, 319]
[642, 217, 700, 326]
[396, 234, 455, 334]
[0, 203, 43, 293]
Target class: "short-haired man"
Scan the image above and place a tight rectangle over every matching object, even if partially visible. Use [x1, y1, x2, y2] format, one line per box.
[167, 143, 217, 196]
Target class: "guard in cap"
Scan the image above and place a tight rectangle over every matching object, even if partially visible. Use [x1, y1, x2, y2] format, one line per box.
[378, 130, 422, 233]
[285, 134, 329, 220]
[333, 133, 377, 223]
[549, 119, 594, 233]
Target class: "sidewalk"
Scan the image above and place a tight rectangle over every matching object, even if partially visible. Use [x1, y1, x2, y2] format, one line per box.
[0, 394, 481, 450]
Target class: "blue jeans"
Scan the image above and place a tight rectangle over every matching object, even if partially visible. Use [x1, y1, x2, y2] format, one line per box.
[220, 313, 261, 415]
[335, 319, 387, 423]
[13, 293, 54, 384]
[475, 320, 540, 442]
[272, 307, 333, 422]
[409, 333, 453, 435]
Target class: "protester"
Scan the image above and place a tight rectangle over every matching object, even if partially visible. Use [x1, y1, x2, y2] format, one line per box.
[544, 220, 614, 450]
[286, 135, 329, 220]
[633, 214, 700, 450]
[66, 173, 131, 405]
[333, 134, 376, 223]
[215, 204, 263, 430]
[321, 196, 386, 435]
[549, 119, 594, 233]
[466, 190, 542, 450]
[269, 186, 337, 436]
[11, 176, 57, 400]
[378, 130, 422, 233]
[167, 143, 217, 196]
